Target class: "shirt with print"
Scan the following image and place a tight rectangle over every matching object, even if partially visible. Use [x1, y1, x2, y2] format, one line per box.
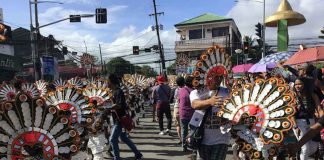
[112, 88, 127, 122]
[189, 87, 230, 145]
[178, 86, 194, 120]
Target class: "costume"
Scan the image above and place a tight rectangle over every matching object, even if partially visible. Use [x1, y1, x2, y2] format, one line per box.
[190, 45, 232, 160]
[219, 77, 298, 159]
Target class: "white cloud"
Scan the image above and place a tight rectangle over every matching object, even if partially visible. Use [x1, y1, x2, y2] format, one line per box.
[227, 0, 324, 42]
[37, 5, 129, 58]
[60, 0, 98, 5]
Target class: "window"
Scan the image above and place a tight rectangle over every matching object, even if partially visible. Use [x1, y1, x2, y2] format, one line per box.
[212, 27, 229, 37]
[189, 29, 203, 39]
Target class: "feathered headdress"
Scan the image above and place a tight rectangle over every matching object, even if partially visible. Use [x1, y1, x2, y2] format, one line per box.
[192, 45, 232, 88]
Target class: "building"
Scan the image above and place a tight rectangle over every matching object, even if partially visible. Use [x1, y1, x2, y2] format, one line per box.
[12, 27, 65, 81]
[174, 13, 242, 74]
[0, 22, 23, 82]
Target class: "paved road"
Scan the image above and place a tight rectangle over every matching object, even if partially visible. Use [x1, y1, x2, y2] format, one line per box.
[99, 103, 233, 160]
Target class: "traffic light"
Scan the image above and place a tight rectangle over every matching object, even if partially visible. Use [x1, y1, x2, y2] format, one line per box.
[70, 15, 81, 22]
[243, 41, 249, 54]
[144, 48, 151, 52]
[0, 23, 12, 43]
[255, 23, 263, 39]
[96, 8, 107, 24]
[320, 28, 324, 39]
[133, 46, 139, 55]
[62, 47, 68, 55]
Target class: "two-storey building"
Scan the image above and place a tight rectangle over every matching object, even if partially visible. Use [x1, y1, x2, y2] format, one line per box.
[174, 13, 242, 74]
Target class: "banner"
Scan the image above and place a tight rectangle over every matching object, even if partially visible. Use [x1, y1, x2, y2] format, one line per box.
[41, 56, 58, 81]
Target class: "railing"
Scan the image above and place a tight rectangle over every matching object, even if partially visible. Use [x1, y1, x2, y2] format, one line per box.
[175, 36, 227, 52]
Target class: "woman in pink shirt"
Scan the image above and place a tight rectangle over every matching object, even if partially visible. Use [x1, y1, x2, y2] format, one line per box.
[178, 76, 195, 151]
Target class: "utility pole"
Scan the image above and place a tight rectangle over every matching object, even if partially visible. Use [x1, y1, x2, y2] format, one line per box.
[99, 44, 104, 74]
[150, 0, 167, 80]
[29, 0, 36, 81]
[262, 0, 266, 58]
[34, 0, 40, 80]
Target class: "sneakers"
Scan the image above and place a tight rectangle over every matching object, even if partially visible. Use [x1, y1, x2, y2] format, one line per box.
[135, 153, 143, 160]
[159, 131, 165, 135]
[159, 129, 171, 135]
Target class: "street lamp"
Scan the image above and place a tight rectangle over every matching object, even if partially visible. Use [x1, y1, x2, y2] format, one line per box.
[235, 49, 242, 65]
[235, 0, 266, 58]
[30, 1, 63, 4]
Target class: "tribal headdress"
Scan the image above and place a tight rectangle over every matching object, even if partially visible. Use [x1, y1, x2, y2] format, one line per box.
[67, 77, 83, 89]
[45, 86, 93, 126]
[0, 91, 80, 159]
[21, 83, 40, 98]
[192, 45, 232, 88]
[219, 77, 297, 158]
[0, 84, 17, 102]
[35, 80, 48, 97]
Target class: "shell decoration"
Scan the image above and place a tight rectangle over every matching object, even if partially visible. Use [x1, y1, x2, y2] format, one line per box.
[67, 77, 83, 89]
[0, 84, 17, 102]
[0, 92, 80, 159]
[21, 83, 40, 98]
[35, 80, 48, 97]
[53, 79, 67, 89]
[192, 45, 232, 88]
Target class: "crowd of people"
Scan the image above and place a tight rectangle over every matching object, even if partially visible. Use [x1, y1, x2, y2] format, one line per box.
[1, 57, 324, 160]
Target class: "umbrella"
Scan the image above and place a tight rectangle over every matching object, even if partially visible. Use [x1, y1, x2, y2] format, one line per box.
[258, 51, 295, 64]
[248, 62, 277, 73]
[284, 46, 324, 65]
[232, 63, 254, 73]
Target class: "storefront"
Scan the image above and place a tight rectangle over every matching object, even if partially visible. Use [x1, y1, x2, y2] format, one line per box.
[0, 53, 22, 82]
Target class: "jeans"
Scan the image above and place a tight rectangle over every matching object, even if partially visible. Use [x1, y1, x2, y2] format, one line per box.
[180, 119, 190, 148]
[109, 122, 141, 160]
[294, 119, 319, 160]
[157, 106, 172, 131]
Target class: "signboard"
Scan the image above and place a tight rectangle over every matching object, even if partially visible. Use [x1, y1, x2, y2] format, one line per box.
[0, 53, 22, 71]
[41, 56, 58, 81]
[0, 44, 14, 56]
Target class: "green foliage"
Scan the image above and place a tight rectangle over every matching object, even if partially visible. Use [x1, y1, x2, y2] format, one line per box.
[104, 57, 134, 77]
[103, 57, 157, 78]
[167, 63, 176, 75]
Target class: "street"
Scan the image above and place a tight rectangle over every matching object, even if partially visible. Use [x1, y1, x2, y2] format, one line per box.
[101, 103, 233, 160]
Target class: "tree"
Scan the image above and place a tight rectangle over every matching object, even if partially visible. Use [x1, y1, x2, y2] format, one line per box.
[138, 65, 157, 77]
[167, 63, 176, 75]
[105, 57, 134, 78]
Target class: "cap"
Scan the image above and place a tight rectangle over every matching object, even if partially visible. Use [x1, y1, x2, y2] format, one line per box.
[157, 75, 165, 84]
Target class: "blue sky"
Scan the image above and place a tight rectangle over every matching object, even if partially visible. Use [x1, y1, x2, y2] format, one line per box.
[1, 0, 323, 69]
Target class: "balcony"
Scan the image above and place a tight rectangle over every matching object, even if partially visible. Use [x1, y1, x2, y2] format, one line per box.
[175, 36, 227, 52]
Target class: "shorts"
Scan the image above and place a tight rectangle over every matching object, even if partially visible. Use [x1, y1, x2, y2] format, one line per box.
[173, 106, 180, 126]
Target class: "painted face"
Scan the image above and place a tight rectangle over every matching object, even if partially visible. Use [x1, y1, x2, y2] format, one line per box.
[206, 66, 225, 90]
[294, 79, 304, 92]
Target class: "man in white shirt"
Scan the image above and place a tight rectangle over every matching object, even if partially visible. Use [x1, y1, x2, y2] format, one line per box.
[190, 75, 230, 160]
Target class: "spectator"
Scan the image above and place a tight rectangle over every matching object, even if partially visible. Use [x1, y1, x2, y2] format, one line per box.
[288, 114, 324, 156]
[190, 75, 230, 160]
[174, 76, 185, 145]
[293, 77, 322, 160]
[107, 74, 143, 160]
[153, 75, 172, 135]
[150, 82, 159, 122]
[178, 76, 194, 152]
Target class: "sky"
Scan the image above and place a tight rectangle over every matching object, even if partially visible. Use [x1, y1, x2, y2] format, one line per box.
[0, 0, 323, 70]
